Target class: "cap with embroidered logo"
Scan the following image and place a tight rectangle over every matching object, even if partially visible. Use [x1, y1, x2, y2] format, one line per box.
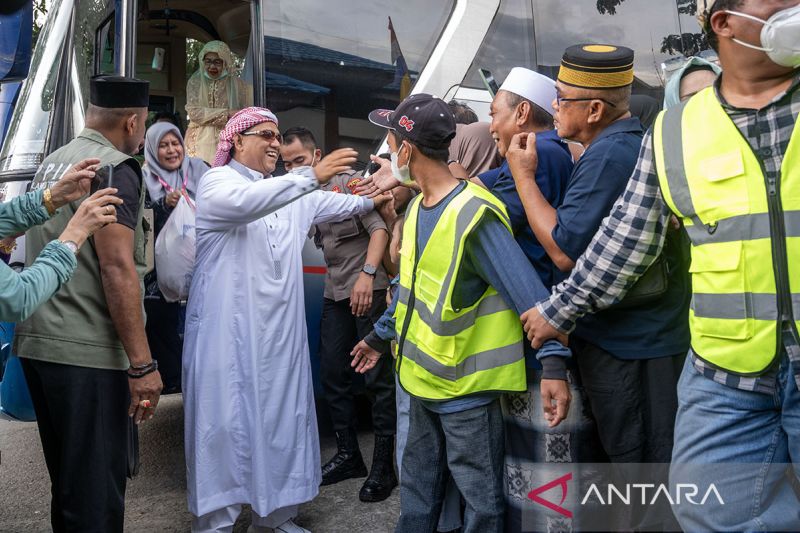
[368, 94, 456, 149]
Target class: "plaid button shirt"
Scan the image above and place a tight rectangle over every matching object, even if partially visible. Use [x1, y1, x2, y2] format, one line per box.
[538, 71, 800, 395]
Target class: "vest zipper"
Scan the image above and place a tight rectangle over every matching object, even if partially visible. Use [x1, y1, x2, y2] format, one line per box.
[726, 114, 793, 367]
[761, 156, 794, 358]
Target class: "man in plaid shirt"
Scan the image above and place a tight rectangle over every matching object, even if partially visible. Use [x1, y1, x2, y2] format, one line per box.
[522, 0, 800, 530]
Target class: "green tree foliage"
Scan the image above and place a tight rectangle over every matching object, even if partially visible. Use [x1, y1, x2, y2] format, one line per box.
[32, 0, 48, 47]
[595, 0, 708, 60]
[595, 0, 626, 15]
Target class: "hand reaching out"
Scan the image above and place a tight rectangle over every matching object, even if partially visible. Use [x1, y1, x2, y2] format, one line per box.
[355, 155, 402, 198]
[314, 148, 358, 184]
[351, 339, 382, 374]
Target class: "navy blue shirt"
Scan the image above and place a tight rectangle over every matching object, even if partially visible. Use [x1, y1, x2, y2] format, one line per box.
[555, 117, 690, 359]
[477, 166, 502, 190]
[481, 129, 574, 289]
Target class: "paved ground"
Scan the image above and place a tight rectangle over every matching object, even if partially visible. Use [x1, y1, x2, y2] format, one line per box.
[0, 394, 400, 532]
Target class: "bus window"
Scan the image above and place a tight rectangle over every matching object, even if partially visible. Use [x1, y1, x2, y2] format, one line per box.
[531, 0, 684, 98]
[0, 0, 114, 178]
[462, 0, 707, 102]
[135, 2, 253, 136]
[462, 0, 536, 92]
[96, 14, 115, 75]
[73, 0, 115, 107]
[259, 0, 455, 161]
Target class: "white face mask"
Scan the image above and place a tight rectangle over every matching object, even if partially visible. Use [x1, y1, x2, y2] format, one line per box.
[390, 144, 413, 184]
[725, 6, 800, 67]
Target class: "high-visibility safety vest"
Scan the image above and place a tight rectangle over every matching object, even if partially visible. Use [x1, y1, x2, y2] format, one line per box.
[394, 182, 526, 401]
[653, 87, 800, 375]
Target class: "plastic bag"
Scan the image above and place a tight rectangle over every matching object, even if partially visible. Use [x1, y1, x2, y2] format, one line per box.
[154, 194, 196, 302]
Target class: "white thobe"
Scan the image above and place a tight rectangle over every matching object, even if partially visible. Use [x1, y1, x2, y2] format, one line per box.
[182, 159, 374, 518]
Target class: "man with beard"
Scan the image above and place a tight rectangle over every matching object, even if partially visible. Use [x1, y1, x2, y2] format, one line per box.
[183, 107, 382, 532]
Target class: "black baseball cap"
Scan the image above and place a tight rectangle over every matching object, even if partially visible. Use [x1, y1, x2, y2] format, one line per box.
[368, 94, 456, 150]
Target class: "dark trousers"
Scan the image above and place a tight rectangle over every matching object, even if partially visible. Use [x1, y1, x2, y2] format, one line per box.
[20, 358, 129, 533]
[397, 397, 505, 533]
[319, 291, 396, 435]
[571, 339, 685, 531]
[570, 339, 684, 462]
[144, 296, 183, 392]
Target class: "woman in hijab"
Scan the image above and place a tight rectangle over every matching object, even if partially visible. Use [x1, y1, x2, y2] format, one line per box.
[185, 40, 252, 163]
[663, 56, 722, 109]
[143, 122, 209, 393]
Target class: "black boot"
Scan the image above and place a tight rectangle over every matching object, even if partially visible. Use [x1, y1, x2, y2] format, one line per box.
[321, 429, 367, 486]
[359, 434, 398, 502]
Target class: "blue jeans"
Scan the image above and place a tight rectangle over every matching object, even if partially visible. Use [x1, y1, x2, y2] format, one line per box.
[670, 353, 800, 531]
[395, 376, 462, 531]
[396, 396, 505, 533]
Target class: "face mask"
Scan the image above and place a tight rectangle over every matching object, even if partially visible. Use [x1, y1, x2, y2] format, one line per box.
[725, 6, 800, 67]
[390, 145, 413, 184]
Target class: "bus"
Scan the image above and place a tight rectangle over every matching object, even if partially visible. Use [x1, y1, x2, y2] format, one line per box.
[0, 0, 707, 400]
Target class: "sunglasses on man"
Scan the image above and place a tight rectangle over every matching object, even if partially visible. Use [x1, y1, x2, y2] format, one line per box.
[240, 130, 283, 142]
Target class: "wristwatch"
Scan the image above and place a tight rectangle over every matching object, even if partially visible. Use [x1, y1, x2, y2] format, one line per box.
[58, 240, 79, 255]
[361, 263, 377, 277]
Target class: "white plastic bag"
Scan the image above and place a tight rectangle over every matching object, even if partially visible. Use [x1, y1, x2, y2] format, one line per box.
[154, 195, 196, 302]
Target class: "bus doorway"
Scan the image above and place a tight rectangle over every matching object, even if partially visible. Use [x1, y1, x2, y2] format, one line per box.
[130, 0, 254, 152]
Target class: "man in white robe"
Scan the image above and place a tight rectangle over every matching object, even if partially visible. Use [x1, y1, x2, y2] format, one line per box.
[183, 107, 377, 532]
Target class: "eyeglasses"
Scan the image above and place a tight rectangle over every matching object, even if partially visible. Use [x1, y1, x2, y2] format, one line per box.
[240, 130, 282, 142]
[203, 59, 224, 67]
[556, 95, 617, 108]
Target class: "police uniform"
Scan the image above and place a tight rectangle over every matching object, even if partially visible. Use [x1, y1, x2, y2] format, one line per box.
[315, 170, 396, 499]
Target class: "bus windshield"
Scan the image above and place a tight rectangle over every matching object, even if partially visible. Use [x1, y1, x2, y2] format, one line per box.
[463, 0, 711, 101]
[260, 0, 455, 162]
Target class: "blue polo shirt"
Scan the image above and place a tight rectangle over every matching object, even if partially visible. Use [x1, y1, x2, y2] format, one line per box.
[554, 117, 690, 359]
[480, 129, 574, 289]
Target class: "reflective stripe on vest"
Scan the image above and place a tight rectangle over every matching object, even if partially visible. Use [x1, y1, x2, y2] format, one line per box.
[653, 87, 800, 375]
[395, 183, 525, 400]
[401, 337, 524, 383]
[397, 287, 509, 337]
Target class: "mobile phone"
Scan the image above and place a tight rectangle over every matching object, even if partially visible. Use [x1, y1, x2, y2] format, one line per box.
[478, 68, 499, 98]
[363, 153, 391, 179]
[94, 163, 115, 190]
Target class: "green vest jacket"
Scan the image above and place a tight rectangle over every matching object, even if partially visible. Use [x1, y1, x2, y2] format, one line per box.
[653, 87, 800, 375]
[394, 182, 526, 401]
[15, 128, 147, 370]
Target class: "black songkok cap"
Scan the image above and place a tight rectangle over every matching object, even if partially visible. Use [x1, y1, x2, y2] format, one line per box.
[90, 75, 150, 108]
[558, 44, 635, 89]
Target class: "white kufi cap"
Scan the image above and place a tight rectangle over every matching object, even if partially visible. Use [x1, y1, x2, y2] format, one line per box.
[499, 67, 557, 117]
